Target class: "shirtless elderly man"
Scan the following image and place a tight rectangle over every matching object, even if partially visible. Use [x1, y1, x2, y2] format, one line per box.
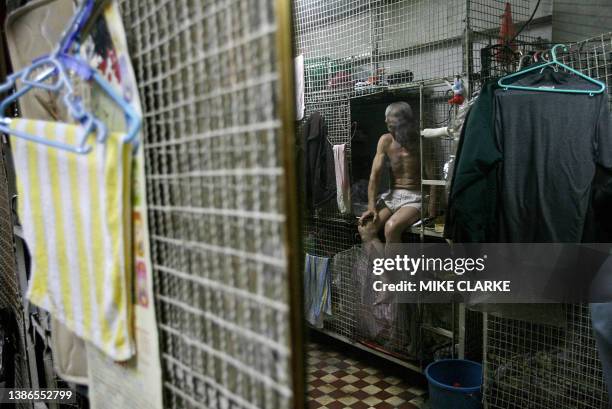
[359, 102, 421, 242]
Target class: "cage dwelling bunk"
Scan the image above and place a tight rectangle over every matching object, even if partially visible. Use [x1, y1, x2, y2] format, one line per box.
[294, 8, 612, 409]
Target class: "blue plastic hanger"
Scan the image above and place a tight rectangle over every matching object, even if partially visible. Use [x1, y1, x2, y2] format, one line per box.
[0, 56, 102, 154]
[57, 53, 141, 147]
[59, 0, 96, 54]
[0, 0, 141, 154]
[498, 44, 606, 96]
[0, 53, 141, 154]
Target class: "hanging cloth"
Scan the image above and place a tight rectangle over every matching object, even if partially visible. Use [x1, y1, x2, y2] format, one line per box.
[304, 254, 332, 328]
[333, 143, 351, 214]
[445, 81, 501, 242]
[295, 55, 305, 121]
[303, 112, 336, 211]
[12, 118, 134, 361]
[493, 70, 612, 242]
[5, 0, 91, 383]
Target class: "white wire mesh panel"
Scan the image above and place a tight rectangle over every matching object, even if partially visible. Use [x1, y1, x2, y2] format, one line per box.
[0, 166, 18, 314]
[0, 144, 20, 330]
[120, 1, 295, 408]
[562, 33, 612, 109]
[469, 0, 533, 32]
[294, 0, 466, 104]
[376, 1, 465, 82]
[468, 0, 555, 93]
[0, 144, 31, 405]
[294, 0, 468, 362]
[485, 305, 609, 409]
[482, 32, 612, 409]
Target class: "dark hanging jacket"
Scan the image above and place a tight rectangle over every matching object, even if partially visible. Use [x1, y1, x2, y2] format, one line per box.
[446, 73, 612, 306]
[444, 81, 502, 242]
[446, 74, 612, 243]
[303, 112, 336, 211]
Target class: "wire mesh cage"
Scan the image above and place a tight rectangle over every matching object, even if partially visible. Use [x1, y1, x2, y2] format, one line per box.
[120, 1, 296, 408]
[294, 0, 488, 364]
[562, 34, 612, 108]
[421, 86, 457, 222]
[294, 7, 612, 398]
[0, 158, 19, 316]
[114, 0, 611, 406]
[0, 146, 31, 404]
[468, 0, 555, 94]
[294, 0, 467, 99]
[485, 305, 609, 409]
[482, 31, 612, 409]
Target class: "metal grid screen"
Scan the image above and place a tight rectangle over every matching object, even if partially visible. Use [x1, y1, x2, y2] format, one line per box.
[467, 5, 612, 409]
[483, 32, 612, 409]
[421, 86, 457, 220]
[562, 34, 612, 109]
[294, 5, 612, 398]
[485, 305, 609, 409]
[294, 0, 467, 106]
[0, 143, 30, 399]
[120, 1, 295, 408]
[293, 0, 497, 362]
[469, 0, 553, 88]
[0, 147, 18, 322]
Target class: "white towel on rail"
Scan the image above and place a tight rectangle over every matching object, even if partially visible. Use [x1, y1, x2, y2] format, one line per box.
[295, 54, 305, 120]
[333, 143, 351, 214]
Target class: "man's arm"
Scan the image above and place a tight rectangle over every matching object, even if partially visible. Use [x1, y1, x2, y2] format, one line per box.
[360, 134, 389, 223]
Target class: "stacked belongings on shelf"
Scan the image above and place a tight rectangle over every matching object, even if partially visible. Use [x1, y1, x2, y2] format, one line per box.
[0, 0, 141, 371]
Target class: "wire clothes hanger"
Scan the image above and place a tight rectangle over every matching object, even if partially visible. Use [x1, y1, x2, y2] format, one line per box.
[0, 56, 102, 154]
[0, 0, 141, 154]
[326, 122, 357, 147]
[498, 44, 606, 96]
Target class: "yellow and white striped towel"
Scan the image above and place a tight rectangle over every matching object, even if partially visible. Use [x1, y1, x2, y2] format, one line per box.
[11, 118, 134, 361]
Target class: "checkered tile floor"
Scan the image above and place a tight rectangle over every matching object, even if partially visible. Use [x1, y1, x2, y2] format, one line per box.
[307, 337, 428, 408]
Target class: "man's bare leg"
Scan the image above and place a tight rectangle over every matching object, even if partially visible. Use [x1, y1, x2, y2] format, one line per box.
[358, 207, 392, 253]
[372, 207, 392, 235]
[382, 206, 421, 353]
[384, 206, 420, 243]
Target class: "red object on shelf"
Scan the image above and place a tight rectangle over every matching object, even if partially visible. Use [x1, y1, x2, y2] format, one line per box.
[496, 2, 517, 63]
[448, 94, 465, 106]
[499, 2, 516, 45]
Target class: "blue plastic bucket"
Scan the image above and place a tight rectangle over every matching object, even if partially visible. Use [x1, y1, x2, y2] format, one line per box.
[425, 359, 483, 409]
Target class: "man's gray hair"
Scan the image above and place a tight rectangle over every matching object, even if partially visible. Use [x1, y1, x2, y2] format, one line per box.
[385, 102, 417, 148]
[385, 101, 414, 120]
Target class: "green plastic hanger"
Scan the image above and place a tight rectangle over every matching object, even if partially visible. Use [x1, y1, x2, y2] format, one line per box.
[498, 44, 606, 96]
